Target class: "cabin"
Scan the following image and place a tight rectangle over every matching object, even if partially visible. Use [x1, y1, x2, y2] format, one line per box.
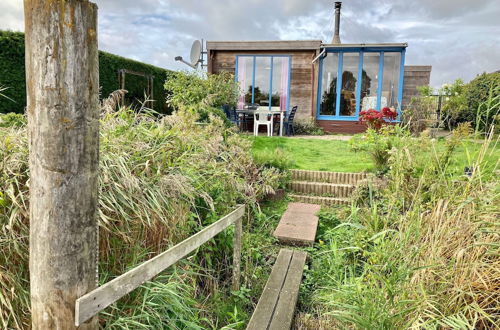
[206, 3, 431, 134]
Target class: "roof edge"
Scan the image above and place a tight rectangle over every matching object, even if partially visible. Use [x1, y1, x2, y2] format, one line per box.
[206, 40, 323, 51]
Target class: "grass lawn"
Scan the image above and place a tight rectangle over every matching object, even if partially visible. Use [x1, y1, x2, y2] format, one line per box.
[250, 136, 373, 172]
[249, 135, 500, 175]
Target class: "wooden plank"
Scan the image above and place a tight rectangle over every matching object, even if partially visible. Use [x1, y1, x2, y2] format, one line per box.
[268, 250, 308, 330]
[231, 216, 243, 291]
[75, 205, 245, 326]
[207, 40, 322, 51]
[246, 249, 293, 330]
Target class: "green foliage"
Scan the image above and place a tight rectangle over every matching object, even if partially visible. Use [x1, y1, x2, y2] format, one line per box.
[164, 70, 239, 124]
[293, 118, 325, 135]
[350, 125, 411, 173]
[0, 30, 172, 114]
[99, 51, 173, 113]
[299, 127, 499, 329]
[465, 72, 500, 132]
[0, 31, 25, 114]
[0, 106, 285, 328]
[0, 113, 26, 128]
[439, 73, 500, 132]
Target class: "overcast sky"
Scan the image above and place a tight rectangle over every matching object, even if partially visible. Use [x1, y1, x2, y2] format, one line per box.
[2, 0, 499, 87]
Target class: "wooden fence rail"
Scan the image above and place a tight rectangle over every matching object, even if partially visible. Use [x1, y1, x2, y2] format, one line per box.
[75, 205, 245, 326]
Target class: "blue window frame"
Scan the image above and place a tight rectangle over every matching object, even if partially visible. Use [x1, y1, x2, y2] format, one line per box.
[316, 47, 406, 121]
[235, 55, 292, 112]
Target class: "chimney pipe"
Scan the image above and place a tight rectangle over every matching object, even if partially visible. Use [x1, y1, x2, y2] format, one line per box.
[332, 1, 341, 44]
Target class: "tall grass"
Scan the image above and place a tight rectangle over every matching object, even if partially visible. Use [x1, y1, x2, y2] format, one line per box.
[299, 125, 499, 328]
[0, 104, 285, 328]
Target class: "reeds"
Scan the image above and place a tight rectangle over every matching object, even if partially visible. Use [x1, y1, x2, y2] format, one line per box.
[0, 104, 284, 328]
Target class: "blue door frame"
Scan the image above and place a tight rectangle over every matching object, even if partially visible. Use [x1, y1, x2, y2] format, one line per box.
[234, 55, 292, 113]
[316, 46, 406, 121]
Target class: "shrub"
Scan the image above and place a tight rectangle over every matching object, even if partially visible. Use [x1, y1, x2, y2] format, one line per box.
[358, 107, 397, 130]
[0, 102, 285, 327]
[293, 118, 324, 135]
[350, 125, 410, 173]
[465, 72, 500, 132]
[439, 79, 469, 129]
[0, 30, 172, 114]
[403, 85, 439, 134]
[0, 113, 25, 128]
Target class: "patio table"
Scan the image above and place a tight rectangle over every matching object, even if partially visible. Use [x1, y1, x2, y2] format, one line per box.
[236, 109, 285, 136]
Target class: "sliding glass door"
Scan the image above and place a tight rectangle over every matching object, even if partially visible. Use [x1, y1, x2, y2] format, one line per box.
[236, 55, 291, 111]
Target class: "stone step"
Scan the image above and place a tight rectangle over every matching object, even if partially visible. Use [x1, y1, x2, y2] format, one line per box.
[289, 181, 355, 197]
[289, 194, 349, 206]
[291, 169, 369, 185]
[273, 202, 321, 246]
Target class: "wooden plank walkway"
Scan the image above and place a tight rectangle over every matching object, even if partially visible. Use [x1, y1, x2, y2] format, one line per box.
[273, 202, 321, 245]
[246, 249, 307, 330]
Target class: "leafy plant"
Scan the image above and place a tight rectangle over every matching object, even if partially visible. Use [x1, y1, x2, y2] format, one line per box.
[293, 118, 324, 135]
[350, 125, 410, 173]
[0, 113, 26, 128]
[358, 107, 397, 130]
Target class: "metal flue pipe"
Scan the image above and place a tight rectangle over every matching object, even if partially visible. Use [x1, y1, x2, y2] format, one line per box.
[332, 1, 342, 44]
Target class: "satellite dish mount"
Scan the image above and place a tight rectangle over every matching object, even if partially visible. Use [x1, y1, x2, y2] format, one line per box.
[175, 39, 206, 69]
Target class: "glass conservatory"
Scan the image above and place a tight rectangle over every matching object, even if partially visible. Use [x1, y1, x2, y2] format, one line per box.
[316, 45, 406, 121]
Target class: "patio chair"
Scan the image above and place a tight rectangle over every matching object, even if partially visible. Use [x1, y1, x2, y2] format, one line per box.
[283, 106, 298, 136]
[254, 109, 273, 136]
[222, 105, 241, 129]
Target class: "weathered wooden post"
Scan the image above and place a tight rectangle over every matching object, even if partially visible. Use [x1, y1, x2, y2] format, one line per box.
[231, 216, 243, 291]
[24, 0, 99, 328]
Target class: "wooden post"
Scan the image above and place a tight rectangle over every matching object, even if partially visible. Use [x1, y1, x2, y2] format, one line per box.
[24, 0, 99, 328]
[231, 216, 243, 291]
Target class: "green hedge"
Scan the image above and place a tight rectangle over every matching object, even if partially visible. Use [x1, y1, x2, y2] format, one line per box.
[0, 31, 172, 114]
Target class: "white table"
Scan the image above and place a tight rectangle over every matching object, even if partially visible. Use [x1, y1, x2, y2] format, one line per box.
[236, 109, 285, 136]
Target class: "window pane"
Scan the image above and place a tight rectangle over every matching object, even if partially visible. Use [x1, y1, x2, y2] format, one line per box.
[360, 53, 380, 110]
[254, 57, 271, 107]
[339, 53, 359, 116]
[319, 53, 339, 116]
[271, 57, 290, 111]
[382, 52, 401, 109]
[237, 57, 253, 108]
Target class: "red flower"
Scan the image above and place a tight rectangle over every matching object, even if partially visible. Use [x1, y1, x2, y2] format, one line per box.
[358, 107, 397, 130]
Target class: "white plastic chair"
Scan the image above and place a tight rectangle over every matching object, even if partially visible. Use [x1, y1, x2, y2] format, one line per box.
[253, 109, 273, 136]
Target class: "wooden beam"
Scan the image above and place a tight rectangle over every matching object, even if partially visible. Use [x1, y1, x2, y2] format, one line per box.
[75, 205, 245, 326]
[25, 0, 99, 328]
[231, 215, 243, 291]
[206, 40, 322, 51]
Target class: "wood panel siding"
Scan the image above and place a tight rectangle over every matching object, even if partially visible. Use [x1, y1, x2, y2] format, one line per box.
[208, 49, 320, 120]
[316, 120, 368, 134]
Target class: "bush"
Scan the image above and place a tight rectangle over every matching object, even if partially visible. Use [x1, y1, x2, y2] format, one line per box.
[164, 70, 239, 124]
[293, 118, 324, 135]
[465, 72, 500, 132]
[0, 31, 172, 114]
[350, 125, 410, 173]
[0, 113, 26, 128]
[403, 85, 439, 134]
[0, 104, 286, 328]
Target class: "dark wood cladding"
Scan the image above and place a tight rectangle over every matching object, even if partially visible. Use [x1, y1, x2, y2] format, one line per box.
[208, 49, 319, 120]
[316, 120, 368, 134]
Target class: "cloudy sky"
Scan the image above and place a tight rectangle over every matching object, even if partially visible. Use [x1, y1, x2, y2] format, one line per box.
[2, 0, 499, 87]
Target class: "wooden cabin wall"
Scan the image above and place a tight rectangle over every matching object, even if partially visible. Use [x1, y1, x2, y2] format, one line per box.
[209, 50, 319, 120]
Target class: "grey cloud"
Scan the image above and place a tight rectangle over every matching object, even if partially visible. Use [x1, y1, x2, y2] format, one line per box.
[0, 0, 499, 87]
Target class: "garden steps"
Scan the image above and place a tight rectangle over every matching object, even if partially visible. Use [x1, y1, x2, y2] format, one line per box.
[290, 181, 355, 197]
[291, 169, 369, 184]
[289, 170, 369, 206]
[289, 194, 349, 206]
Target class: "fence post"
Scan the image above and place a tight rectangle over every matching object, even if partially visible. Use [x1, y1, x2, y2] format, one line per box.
[25, 0, 99, 328]
[231, 213, 243, 291]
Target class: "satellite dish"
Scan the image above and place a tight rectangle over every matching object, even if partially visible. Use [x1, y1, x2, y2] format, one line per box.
[190, 40, 202, 67]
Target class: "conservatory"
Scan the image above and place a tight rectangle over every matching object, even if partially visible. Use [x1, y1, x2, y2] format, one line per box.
[316, 44, 406, 121]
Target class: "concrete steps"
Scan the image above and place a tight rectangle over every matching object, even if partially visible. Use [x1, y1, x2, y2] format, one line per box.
[289, 170, 369, 206]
